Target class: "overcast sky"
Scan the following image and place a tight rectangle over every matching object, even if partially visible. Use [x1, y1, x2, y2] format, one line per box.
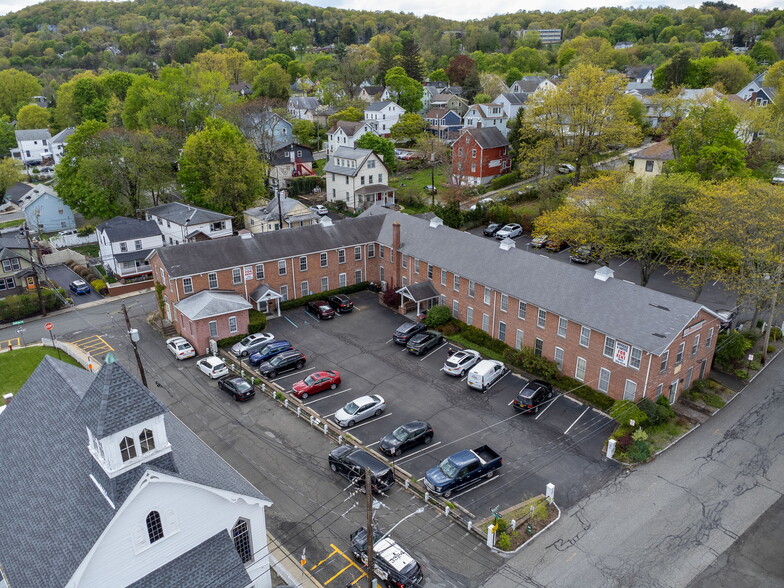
[0, 0, 778, 23]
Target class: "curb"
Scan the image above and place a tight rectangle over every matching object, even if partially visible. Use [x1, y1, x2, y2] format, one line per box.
[489, 501, 562, 558]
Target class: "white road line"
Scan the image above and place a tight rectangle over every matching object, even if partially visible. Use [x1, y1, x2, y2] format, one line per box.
[354, 306, 361, 311]
[394, 441, 442, 462]
[421, 342, 448, 361]
[305, 311, 320, 322]
[565, 407, 590, 434]
[343, 413, 393, 431]
[386, 338, 394, 344]
[304, 387, 353, 405]
[619, 259, 629, 267]
[535, 395, 558, 420]
[271, 368, 317, 382]
[366, 440, 380, 447]
[485, 371, 510, 391]
[284, 316, 298, 328]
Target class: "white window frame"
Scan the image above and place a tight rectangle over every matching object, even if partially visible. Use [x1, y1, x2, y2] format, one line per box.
[453, 274, 460, 291]
[232, 268, 242, 285]
[518, 301, 526, 319]
[278, 260, 287, 276]
[228, 315, 238, 333]
[557, 317, 568, 338]
[466, 306, 474, 326]
[321, 276, 329, 291]
[623, 379, 638, 401]
[299, 256, 308, 272]
[182, 277, 193, 294]
[468, 280, 475, 298]
[255, 264, 264, 280]
[691, 334, 700, 356]
[675, 342, 685, 365]
[300, 281, 309, 297]
[554, 346, 564, 370]
[208, 273, 218, 289]
[630, 346, 642, 370]
[603, 336, 616, 358]
[208, 321, 218, 338]
[659, 350, 669, 373]
[500, 294, 508, 312]
[537, 308, 546, 328]
[515, 329, 524, 350]
[706, 327, 714, 348]
[598, 368, 611, 393]
[498, 321, 506, 342]
[579, 326, 590, 347]
[354, 246, 362, 261]
[354, 269, 362, 284]
[320, 252, 328, 268]
[481, 313, 489, 332]
[339, 273, 347, 287]
[441, 268, 446, 286]
[484, 287, 491, 305]
[452, 300, 459, 318]
[338, 249, 346, 264]
[575, 357, 586, 382]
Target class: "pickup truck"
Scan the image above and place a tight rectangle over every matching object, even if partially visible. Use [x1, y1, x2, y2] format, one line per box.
[423, 445, 502, 498]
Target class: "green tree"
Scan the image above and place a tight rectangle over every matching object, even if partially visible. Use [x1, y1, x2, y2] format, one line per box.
[178, 118, 266, 217]
[0, 69, 42, 119]
[0, 158, 24, 196]
[355, 132, 396, 172]
[292, 119, 326, 150]
[385, 67, 423, 112]
[333, 46, 378, 100]
[252, 63, 290, 101]
[390, 113, 426, 143]
[653, 49, 693, 92]
[429, 69, 449, 83]
[15, 104, 50, 130]
[329, 107, 364, 127]
[0, 116, 16, 156]
[400, 37, 425, 81]
[749, 41, 778, 66]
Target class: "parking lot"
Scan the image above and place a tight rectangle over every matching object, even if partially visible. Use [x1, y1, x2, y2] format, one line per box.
[260, 290, 619, 514]
[45, 264, 103, 304]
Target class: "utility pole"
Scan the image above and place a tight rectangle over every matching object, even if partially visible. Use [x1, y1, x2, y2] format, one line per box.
[430, 153, 436, 207]
[21, 223, 46, 316]
[122, 303, 148, 387]
[762, 263, 783, 363]
[365, 468, 374, 588]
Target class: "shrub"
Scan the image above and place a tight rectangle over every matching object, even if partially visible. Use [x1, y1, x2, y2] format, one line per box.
[771, 327, 782, 341]
[655, 394, 675, 418]
[248, 309, 267, 333]
[440, 322, 460, 336]
[424, 305, 451, 327]
[610, 400, 648, 426]
[72, 264, 86, 274]
[714, 331, 752, 367]
[495, 518, 508, 533]
[496, 532, 511, 551]
[627, 439, 651, 462]
[217, 334, 246, 347]
[90, 279, 107, 294]
[616, 434, 633, 450]
[0, 289, 64, 322]
[280, 282, 369, 310]
[631, 427, 648, 442]
[636, 399, 660, 425]
[488, 171, 520, 191]
[703, 393, 726, 409]
[381, 288, 401, 308]
[531, 500, 549, 524]
[76, 225, 94, 237]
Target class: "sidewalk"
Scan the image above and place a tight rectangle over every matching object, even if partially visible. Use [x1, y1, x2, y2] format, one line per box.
[268, 532, 323, 588]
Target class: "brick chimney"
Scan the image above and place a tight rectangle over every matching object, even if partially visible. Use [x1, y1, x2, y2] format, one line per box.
[392, 221, 401, 290]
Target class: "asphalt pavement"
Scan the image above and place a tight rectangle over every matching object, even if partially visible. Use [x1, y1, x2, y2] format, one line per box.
[44, 264, 103, 304]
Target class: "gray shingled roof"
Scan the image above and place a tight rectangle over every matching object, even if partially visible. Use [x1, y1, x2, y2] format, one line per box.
[461, 127, 509, 149]
[14, 129, 51, 142]
[51, 126, 75, 144]
[97, 216, 163, 241]
[0, 356, 269, 588]
[499, 92, 528, 105]
[289, 96, 320, 110]
[145, 202, 231, 225]
[4, 181, 33, 204]
[323, 147, 373, 177]
[362, 207, 708, 354]
[513, 76, 549, 92]
[175, 290, 252, 320]
[328, 120, 369, 137]
[127, 531, 251, 588]
[152, 214, 384, 278]
[78, 359, 167, 437]
[365, 100, 398, 111]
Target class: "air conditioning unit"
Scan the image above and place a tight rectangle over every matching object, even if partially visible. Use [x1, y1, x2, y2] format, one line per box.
[380, 280, 388, 291]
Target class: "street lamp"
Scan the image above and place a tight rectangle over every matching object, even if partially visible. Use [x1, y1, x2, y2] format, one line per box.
[430, 153, 436, 207]
[377, 507, 425, 543]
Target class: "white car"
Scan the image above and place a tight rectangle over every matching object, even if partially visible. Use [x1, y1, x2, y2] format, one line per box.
[196, 356, 229, 379]
[166, 336, 196, 360]
[773, 165, 784, 185]
[230, 332, 274, 357]
[469, 197, 494, 211]
[467, 359, 506, 392]
[443, 349, 481, 377]
[557, 163, 576, 174]
[311, 204, 329, 216]
[333, 394, 386, 428]
[495, 223, 523, 239]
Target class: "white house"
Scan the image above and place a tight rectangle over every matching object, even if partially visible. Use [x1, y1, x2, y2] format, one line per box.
[493, 93, 528, 121]
[0, 355, 273, 588]
[96, 216, 165, 279]
[12, 129, 52, 167]
[462, 103, 509, 137]
[363, 101, 405, 136]
[287, 96, 321, 121]
[326, 120, 376, 157]
[50, 126, 75, 165]
[509, 76, 555, 94]
[324, 146, 396, 211]
[737, 71, 769, 101]
[144, 202, 233, 245]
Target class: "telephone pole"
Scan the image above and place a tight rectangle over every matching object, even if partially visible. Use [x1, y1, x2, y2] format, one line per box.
[21, 223, 46, 316]
[122, 303, 148, 387]
[365, 468, 374, 588]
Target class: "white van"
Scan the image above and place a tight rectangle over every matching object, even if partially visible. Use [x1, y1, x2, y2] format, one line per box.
[467, 359, 506, 392]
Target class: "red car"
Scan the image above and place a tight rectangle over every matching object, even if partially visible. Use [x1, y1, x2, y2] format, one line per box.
[291, 370, 341, 399]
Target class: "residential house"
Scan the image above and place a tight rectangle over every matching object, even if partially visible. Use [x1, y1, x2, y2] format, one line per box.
[0, 235, 36, 298]
[313, 104, 338, 127]
[509, 76, 556, 94]
[268, 142, 315, 187]
[494, 93, 528, 121]
[326, 120, 376, 157]
[238, 111, 293, 155]
[424, 109, 462, 140]
[18, 184, 76, 233]
[706, 27, 732, 40]
[287, 96, 321, 121]
[144, 202, 233, 245]
[357, 85, 385, 103]
[632, 140, 674, 176]
[149, 206, 720, 403]
[747, 87, 777, 107]
[30, 95, 48, 108]
[430, 93, 469, 116]
[12, 129, 52, 167]
[462, 103, 509, 136]
[324, 146, 396, 211]
[0, 355, 273, 588]
[451, 127, 511, 186]
[625, 66, 655, 84]
[96, 216, 165, 280]
[364, 101, 405, 136]
[625, 82, 656, 98]
[50, 126, 75, 165]
[737, 71, 768, 101]
[244, 194, 320, 233]
[615, 42, 634, 50]
[519, 28, 562, 44]
[229, 81, 253, 96]
[3, 182, 34, 207]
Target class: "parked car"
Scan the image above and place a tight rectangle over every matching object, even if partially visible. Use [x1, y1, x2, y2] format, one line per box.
[495, 223, 523, 240]
[483, 223, 502, 237]
[311, 204, 329, 215]
[58, 229, 77, 237]
[218, 376, 255, 401]
[772, 164, 784, 185]
[512, 379, 554, 413]
[393, 322, 427, 345]
[423, 184, 437, 195]
[248, 340, 293, 366]
[327, 294, 354, 313]
[350, 527, 424, 588]
[166, 336, 196, 360]
[557, 163, 576, 174]
[291, 370, 341, 399]
[69, 279, 90, 295]
[378, 421, 433, 456]
[196, 356, 229, 379]
[443, 349, 481, 377]
[230, 332, 274, 357]
[530, 234, 548, 248]
[469, 197, 494, 211]
[257, 349, 306, 378]
[306, 300, 336, 320]
[406, 330, 444, 355]
[328, 446, 395, 493]
[716, 309, 736, 331]
[467, 359, 506, 392]
[544, 238, 568, 252]
[333, 394, 385, 428]
[569, 244, 603, 264]
[424, 445, 502, 498]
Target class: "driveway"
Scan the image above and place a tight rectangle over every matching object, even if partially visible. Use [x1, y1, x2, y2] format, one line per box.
[44, 264, 103, 304]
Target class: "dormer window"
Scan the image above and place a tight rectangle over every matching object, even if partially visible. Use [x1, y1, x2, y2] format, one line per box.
[139, 428, 155, 453]
[146, 511, 164, 543]
[120, 436, 137, 462]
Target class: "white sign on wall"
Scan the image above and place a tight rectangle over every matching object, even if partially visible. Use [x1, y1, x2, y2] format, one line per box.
[614, 342, 630, 366]
[244, 266, 254, 281]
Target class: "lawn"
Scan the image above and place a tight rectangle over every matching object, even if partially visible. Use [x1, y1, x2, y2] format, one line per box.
[0, 346, 82, 396]
[0, 218, 25, 230]
[71, 243, 100, 257]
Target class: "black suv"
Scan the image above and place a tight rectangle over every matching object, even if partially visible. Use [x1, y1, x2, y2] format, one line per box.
[513, 379, 554, 413]
[406, 330, 444, 355]
[350, 527, 424, 588]
[217, 376, 255, 401]
[257, 349, 306, 378]
[328, 445, 394, 493]
[306, 300, 336, 319]
[483, 223, 502, 237]
[328, 294, 354, 313]
[393, 322, 427, 345]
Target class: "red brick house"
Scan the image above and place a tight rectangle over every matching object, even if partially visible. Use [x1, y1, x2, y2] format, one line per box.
[451, 127, 511, 186]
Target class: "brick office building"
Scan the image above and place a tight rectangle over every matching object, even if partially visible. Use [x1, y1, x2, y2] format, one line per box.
[150, 208, 721, 403]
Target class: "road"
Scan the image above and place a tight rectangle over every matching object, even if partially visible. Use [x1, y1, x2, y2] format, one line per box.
[480, 353, 784, 587]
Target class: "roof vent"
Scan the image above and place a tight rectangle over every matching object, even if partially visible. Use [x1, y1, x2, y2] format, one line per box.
[429, 216, 443, 228]
[593, 266, 614, 282]
[239, 230, 253, 240]
[320, 216, 334, 227]
[499, 237, 516, 251]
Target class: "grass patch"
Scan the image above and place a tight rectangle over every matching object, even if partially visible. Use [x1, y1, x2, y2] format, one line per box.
[0, 218, 25, 230]
[71, 244, 100, 257]
[444, 333, 506, 362]
[0, 346, 82, 396]
[644, 419, 692, 452]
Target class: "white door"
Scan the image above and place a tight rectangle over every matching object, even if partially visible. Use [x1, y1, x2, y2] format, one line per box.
[164, 295, 172, 321]
[668, 379, 679, 404]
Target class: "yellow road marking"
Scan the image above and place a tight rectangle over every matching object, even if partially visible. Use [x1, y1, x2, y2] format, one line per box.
[310, 545, 339, 570]
[324, 563, 355, 585]
[310, 544, 366, 586]
[69, 335, 113, 356]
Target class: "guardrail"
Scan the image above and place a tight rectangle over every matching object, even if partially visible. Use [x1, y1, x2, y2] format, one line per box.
[219, 349, 480, 528]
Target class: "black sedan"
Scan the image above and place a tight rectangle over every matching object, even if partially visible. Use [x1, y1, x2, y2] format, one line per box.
[218, 376, 255, 401]
[328, 294, 354, 313]
[483, 223, 502, 237]
[379, 421, 434, 457]
[406, 330, 444, 356]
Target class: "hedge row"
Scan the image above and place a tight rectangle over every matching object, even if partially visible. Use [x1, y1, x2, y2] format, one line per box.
[280, 282, 370, 310]
[488, 170, 521, 191]
[0, 289, 66, 323]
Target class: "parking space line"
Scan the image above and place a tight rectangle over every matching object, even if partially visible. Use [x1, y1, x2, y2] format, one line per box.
[324, 563, 355, 585]
[271, 368, 317, 382]
[284, 316, 298, 328]
[485, 370, 510, 391]
[565, 407, 590, 434]
[304, 388, 353, 405]
[421, 342, 447, 361]
[343, 413, 393, 431]
[535, 395, 559, 420]
[366, 440, 380, 447]
[386, 338, 394, 344]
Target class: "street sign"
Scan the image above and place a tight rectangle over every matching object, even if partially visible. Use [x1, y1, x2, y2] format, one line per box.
[44, 322, 53, 331]
[11, 320, 24, 325]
